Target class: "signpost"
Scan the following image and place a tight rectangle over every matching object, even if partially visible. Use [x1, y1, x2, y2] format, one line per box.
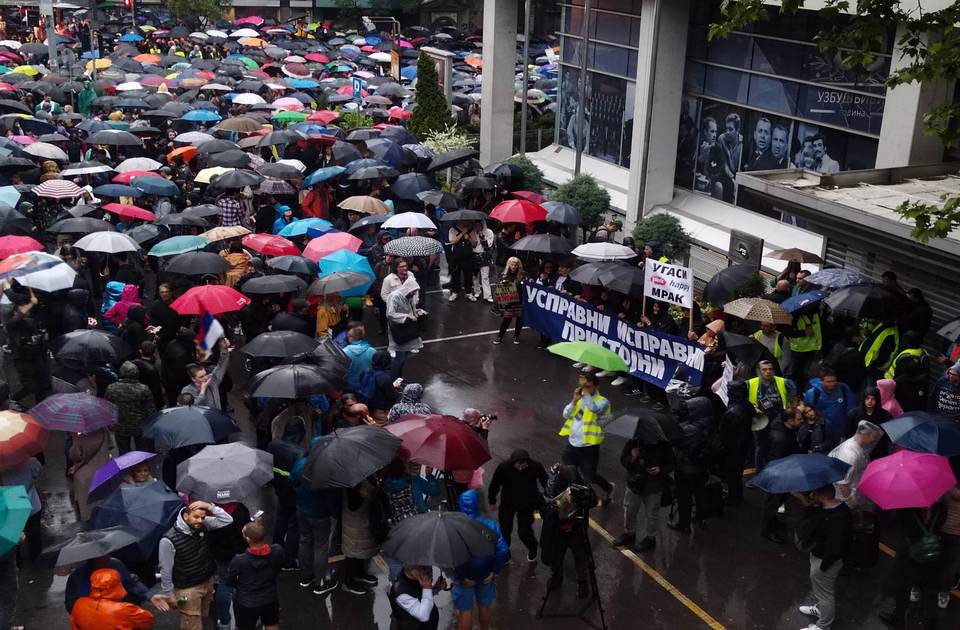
[39, 0, 57, 71]
[351, 76, 364, 103]
[421, 46, 455, 106]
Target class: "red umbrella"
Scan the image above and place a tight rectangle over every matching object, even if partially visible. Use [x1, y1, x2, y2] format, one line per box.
[303, 232, 361, 263]
[112, 171, 162, 184]
[384, 414, 491, 470]
[490, 199, 547, 224]
[0, 235, 43, 259]
[304, 53, 329, 63]
[170, 285, 251, 315]
[242, 233, 299, 257]
[511, 190, 545, 204]
[102, 203, 156, 222]
[388, 107, 411, 121]
[0, 410, 49, 470]
[307, 110, 340, 124]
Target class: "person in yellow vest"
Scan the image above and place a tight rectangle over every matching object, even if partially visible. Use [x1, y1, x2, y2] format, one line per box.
[559, 372, 615, 506]
[787, 308, 822, 388]
[752, 321, 788, 372]
[885, 331, 929, 411]
[859, 320, 899, 383]
[747, 360, 797, 470]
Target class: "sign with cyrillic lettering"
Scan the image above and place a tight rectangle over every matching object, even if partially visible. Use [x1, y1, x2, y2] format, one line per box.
[643, 260, 694, 309]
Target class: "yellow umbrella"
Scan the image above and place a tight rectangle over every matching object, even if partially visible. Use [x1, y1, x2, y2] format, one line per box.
[84, 59, 111, 71]
[195, 166, 233, 184]
[11, 65, 39, 76]
[140, 25, 157, 32]
[164, 72, 180, 80]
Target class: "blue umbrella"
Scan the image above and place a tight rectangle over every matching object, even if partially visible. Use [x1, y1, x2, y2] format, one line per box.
[182, 109, 222, 122]
[0, 486, 31, 556]
[143, 407, 216, 450]
[88, 451, 158, 501]
[882, 412, 960, 456]
[343, 158, 387, 176]
[90, 480, 180, 562]
[318, 249, 374, 297]
[148, 235, 209, 257]
[400, 66, 417, 80]
[305, 225, 339, 238]
[289, 79, 319, 89]
[805, 268, 870, 289]
[782, 290, 826, 313]
[92, 184, 143, 198]
[750, 454, 851, 493]
[303, 165, 345, 187]
[278, 217, 335, 238]
[119, 33, 144, 42]
[131, 176, 179, 197]
[0, 185, 20, 208]
[366, 138, 409, 168]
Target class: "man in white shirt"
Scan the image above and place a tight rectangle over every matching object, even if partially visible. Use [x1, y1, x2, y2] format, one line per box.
[828, 420, 882, 507]
[390, 565, 446, 629]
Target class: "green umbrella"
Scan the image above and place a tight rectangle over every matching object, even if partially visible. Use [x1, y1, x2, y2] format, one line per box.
[272, 110, 308, 124]
[148, 235, 209, 257]
[235, 56, 259, 70]
[548, 341, 628, 372]
[0, 485, 31, 556]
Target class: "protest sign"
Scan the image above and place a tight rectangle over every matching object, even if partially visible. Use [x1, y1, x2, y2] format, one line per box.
[643, 260, 694, 309]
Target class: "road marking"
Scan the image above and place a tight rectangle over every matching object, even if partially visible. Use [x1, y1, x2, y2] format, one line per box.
[878, 542, 960, 599]
[374, 329, 501, 350]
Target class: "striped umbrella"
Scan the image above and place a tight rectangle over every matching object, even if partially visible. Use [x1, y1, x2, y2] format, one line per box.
[32, 179, 85, 199]
[0, 410, 49, 470]
[30, 393, 118, 433]
[0, 251, 63, 280]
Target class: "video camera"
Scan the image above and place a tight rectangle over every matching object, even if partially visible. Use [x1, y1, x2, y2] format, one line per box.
[552, 483, 597, 520]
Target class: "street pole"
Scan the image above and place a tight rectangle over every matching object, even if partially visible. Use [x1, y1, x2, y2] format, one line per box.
[519, 0, 531, 155]
[574, 0, 592, 175]
[41, 0, 58, 72]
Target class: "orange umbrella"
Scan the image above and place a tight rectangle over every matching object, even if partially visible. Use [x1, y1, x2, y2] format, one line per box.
[464, 55, 483, 68]
[239, 37, 267, 48]
[167, 146, 197, 165]
[134, 53, 161, 64]
[179, 77, 206, 89]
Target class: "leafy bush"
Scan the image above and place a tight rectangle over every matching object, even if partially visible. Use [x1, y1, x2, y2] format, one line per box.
[338, 110, 374, 131]
[632, 214, 691, 261]
[506, 155, 545, 194]
[422, 126, 475, 154]
[409, 52, 450, 140]
[550, 174, 610, 239]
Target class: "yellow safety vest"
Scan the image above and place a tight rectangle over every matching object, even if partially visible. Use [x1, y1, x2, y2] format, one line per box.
[747, 376, 788, 409]
[884, 347, 924, 379]
[558, 395, 609, 446]
[860, 325, 899, 371]
[751, 330, 783, 362]
[789, 313, 822, 353]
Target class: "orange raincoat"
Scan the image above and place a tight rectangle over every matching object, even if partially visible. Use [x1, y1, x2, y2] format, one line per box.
[70, 568, 154, 630]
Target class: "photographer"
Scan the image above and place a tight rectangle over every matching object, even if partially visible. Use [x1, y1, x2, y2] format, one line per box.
[489, 449, 548, 562]
[540, 465, 595, 599]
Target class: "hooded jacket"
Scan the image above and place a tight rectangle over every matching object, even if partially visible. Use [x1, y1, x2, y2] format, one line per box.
[69, 568, 154, 630]
[453, 490, 510, 582]
[803, 377, 856, 446]
[225, 543, 285, 608]
[291, 437, 342, 519]
[368, 349, 399, 410]
[343, 338, 376, 391]
[64, 557, 150, 614]
[99, 281, 127, 331]
[104, 285, 141, 326]
[877, 378, 905, 417]
[488, 449, 548, 511]
[928, 374, 960, 420]
[271, 204, 293, 235]
[387, 383, 433, 424]
[104, 362, 156, 437]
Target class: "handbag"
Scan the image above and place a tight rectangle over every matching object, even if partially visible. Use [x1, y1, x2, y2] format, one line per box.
[389, 318, 420, 345]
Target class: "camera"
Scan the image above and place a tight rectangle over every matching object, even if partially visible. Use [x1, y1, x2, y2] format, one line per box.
[479, 413, 498, 422]
[568, 483, 597, 514]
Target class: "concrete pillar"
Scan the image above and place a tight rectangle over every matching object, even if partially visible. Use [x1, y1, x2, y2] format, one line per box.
[624, 0, 690, 228]
[876, 24, 954, 168]
[480, 0, 518, 165]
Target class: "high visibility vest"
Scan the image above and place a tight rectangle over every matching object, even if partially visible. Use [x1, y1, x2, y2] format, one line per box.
[789, 313, 822, 353]
[748, 376, 788, 409]
[558, 395, 609, 445]
[860, 325, 899, 370]
[751, 330, 783, 362]
[884, 347, 924, 379]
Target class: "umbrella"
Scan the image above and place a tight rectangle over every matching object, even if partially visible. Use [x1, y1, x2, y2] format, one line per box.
[93, 184, 143, 199]
[597, 263, 645, 296]
[937, 317, 960, 343]
[202, 225, 252, 242]
[177, 443, 273, 502]
[309, 272, 372, 296]
[385, 414, 492, 470]
[702, 264, 759, 307]
[338, 195, 390, 215]
[73, 231, 140, 254]
[115, 157, 163, 173]
[302, 425, 402, 489]
[882, 412, 960, 456]
[427, 147, 478, 172]
[89, 479, 181, 561]
[131, 176, 179, 197]
[29, 393, 117, 433]
[303, 232, 362, 263]
[418, 190, 460, 209]
[243, 331, 319, 359]
[571, 242, 637, 262]
[383, 236, 443, 257]
[0, 251, 62, 280]
[782, 291, 826, 314]
[0, 486, 31, 556]
[83, 448, 152, 501]
[0, 235, 42, 259]
[17, 259, 76, 292]
[242, 233, 299, 257]
[148, 235, 209, 257]
[382, 213, 437, 230]
[210, 168, 264, 189]
[55, 526, 141, 567]
[124, 225, 163, 246]
[303, 165, 346, 187]
[47, 217, 114, 235]
[858, 450, 957, 510]
[750, 454, 852, 493]
[720, 331, 780, 371]
[23, 142, 68, 161]
[144, 405, 237, 451]
[32, 179, 85, 199]
[170, 285, 251, 315]
[766, 248, 823, 264]
[603, 410, 686, 441]
[805, 268, 870, 289]
[165, 251, 232, 276]
[87, 130, 143, 146]
[278, 218, 335, 238]
[248, 364, 337, 399]
[391, 173, 438, 201]
[723, 297, 793, 325]
[510, 233, 572, 256]
[381, 510, 497, 567]
[0, 207, 32, 236]
[267, 255, 319, 276]
[242, 274, 306, 295]
[824, 284, 908, 321]
[52, 330, 131, 364]
[548, 341, 628, 372]
[102, 203, 156, 222]
[457, 175, 498, 192]
[439, 209, 487, 223]
[0, 410, 49, 470]
[490, 199, 546, 224]
[257, 162, 302, 180]
[62, 161, 114, 177]
[543, 201, 581, 225]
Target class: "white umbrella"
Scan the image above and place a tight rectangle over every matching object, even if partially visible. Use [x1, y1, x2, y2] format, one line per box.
[230, 28, 260, 38]
[189, 32, 209, 41]
[382, 213, 437, 230]
[232, 93, 265, 106]
[264, 82, 288, 92]
[17, 261, 76, 292]
[369, 52, 391, 63]
[571, 242, 638, 262]
[115, 157, 163, 173]
[61, 161, 113, 177]
[195, 167, 234, 184]
[200, 83, 232, 92]
[73, 231, 140, 254]
[276, 159, 306, 173]
[24, 142, 68, 161]
[206, 30, 229, 39]
[115, 81, 143, 92]
[284, 55, 306, 63]
[0, 40, 21, 50]
[175, 132, 215, 144]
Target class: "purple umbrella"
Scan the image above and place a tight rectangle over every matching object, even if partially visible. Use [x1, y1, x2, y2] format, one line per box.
[88, 451, 158, 501]
[30, 393, 118, 433]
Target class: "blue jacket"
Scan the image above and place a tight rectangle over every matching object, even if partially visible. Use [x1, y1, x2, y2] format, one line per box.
[271, 204, 293, 235]
[290, 437, 342, 519]
[382, 474, 438, 514]
[342, 340, 375, 391]
[803, 378, 856, 446]
[453, 490, 510, 582]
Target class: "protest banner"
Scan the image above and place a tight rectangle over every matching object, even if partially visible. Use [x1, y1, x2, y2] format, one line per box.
[522, 285, 706, 388]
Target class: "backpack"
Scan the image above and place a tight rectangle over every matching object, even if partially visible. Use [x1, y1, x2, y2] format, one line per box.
[357, 370, 378, 403]
[907, 512, 943, 564]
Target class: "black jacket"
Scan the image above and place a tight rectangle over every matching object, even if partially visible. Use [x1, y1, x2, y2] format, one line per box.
[810, 503, 852, 571]
[488, 455, 548, 512]
[132, 356, 164, 409]
[225, 544, 284, 607]
[620, 439, 674, 494]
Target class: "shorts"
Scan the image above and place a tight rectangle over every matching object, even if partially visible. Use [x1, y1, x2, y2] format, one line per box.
[451, 579, 496, 611]
[233, 601, 280, 630]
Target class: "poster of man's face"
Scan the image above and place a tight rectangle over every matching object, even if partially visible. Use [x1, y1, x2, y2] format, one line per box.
[742, 112, 793, 172]
[792, 123, 846, 175]
[693, 100, 745, 204]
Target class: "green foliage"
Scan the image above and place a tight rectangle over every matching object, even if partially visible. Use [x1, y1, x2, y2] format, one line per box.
[422, 125, 474, 154]
[338, 110, 374, 131]
[409, 52, 450, 140]
[167, 0, 222, 22]
[632, 213, 691, 261]
[732, 274, 768, 300]
[505, 155, 545, 194]
[711, 1, 960, 243]
[550, 174, 610, 237]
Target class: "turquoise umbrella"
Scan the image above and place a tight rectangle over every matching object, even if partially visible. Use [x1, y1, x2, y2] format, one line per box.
[148, 235, 209, 257]
[0, 485, 31, 556]
[278, 217, 334, 238]
[318, 249, 374, 297]
[0, 186, 20, 208]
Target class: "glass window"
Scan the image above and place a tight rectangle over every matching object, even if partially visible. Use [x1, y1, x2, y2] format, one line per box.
[563, 7, 584, 34]
[561, 37, 583, 65]
[751, 38, 804, 78]
[630, 17, 643, 46]
[844, 134, 878, 171]
[593, 11, 632, 45]
[703, 66, 750, 102]
[588, 72, 628, 165]
[707, 33, 753, 68]
[557, 65, 582, 150]
[596, 0, 635, 12]
[752, 6, 808, 38]
[802, 48, 890, 95]
[621, 80, 636, 168]
[684, 61, 705, 95]
[795, 85, 884, 135]
[747, 74, 799, 115]
[686, 26, 708, 61]
[589, 42, 630, 77]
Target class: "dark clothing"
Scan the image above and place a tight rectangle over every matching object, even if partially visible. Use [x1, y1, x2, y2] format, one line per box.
[619, 439, 674, 495]
[561, 444, 613, 494]
[64, 558, 150, 613]
[810, 503, 853, 571]
[225, 545, 284, 608]
[164, 526, 216, 588]
[389, 573, 440, 630]
[104, 377, 155, 438]
[270, 311, 312, 336]
[132, 356, 164, 409]
[901, 300, 933, 338]
[147, 301, 180, 349]
[928, 376, 960, 421]
[719, 387, 753, 503]
[233, 600, 280, 630]
[797, 420, 831, 454]
[824, 341, 866, 393]
[62, 288, 90, 334]
[488, 459, 548, 512]
[160, 335, 195, 406]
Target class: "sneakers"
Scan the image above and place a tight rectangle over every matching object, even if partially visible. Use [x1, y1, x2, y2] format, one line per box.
[909, 587, 921, 602]
[357, 574, 379, 586]
[634, 537, 656, 552]
[938, 592, 951, 609]
[801, 625, 825, 630]
[492, 338, 502, 345]
[611, 376, 627, 386]
[513, 338, 520, 345]
[624, 388, 644, 397]
[611, 533, 635, 548]
[572, 362, 584, 369]
[601, 483, 615, 507]
[448, 293, 458, 302]
[312, 577, 340, 596]
[596, 370, 613, 377]
[298, 578, 313, 588]
[341, 581, 368, 595]
[798, 605, 820, 617]
[467, 294, 478, 302]
[526, 548, 538, 563]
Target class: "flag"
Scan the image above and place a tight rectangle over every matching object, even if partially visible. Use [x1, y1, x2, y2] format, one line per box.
[78, 82, 96, 116]
[195, 306, 224, 359]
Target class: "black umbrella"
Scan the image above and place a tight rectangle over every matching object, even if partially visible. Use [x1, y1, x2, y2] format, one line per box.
[348, 214, 389, 232]
[125, 224, 163, 245]
[456, 175, 497, 192]
[249, 364, 337, 399]
[165, 251, 231, 276]
[66, 204, 101, 218]
[702, 264, 760, 307]
[257, 131, 303, 147]
[145, 405, 238, 445]
[483, 161, 524, 182]
[266, 255, 319, 276]
[196, 139, 241, 155]
[89, 480, 180, 562]
[205, 150, 251, 168]
[720, 331, 780, 372]
[346, 128, 381, 141]
[379, 125, 417, 146]
[52, 330, 131, 364]
[543, 201, 581, 225]
[0, 207, 34, 236]
[375, 82, 411, 98]
[210, 168, 264, 189]
[569, 261, 613, 286]
[87, 130, 143, 146]
[241, 274, 306, 295]
[511, 233, 573, 255]
[348, 165, 399, 181]
[332, 140, 362, 164]
[302, 425, 402, 489]
[55, 526, 140, 567]
[242, 330, 319, 359]
[183, 204, 222, 219]
[0, 99, 32, 116]
[0, 157, 35, 171]
[598, 263, 644, 296]
[154, 213, 210, 229]
[603, 410, 685, 441]
[427, 148, 479, 172]
[381, 511, 498, 567]
[48, 217, 115, 234]
[176, 443, 273, 503]
[391, 173, 438, 202]
[419, 190, 460, 209]
[823, 284, 909, 321]
[257, 162, 302, 180]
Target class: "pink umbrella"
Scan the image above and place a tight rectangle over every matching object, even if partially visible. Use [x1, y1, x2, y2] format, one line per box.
[272, 97, 305, 111]
[11, 135, 35, 145]
[304, 53, 329, 63]
[235, 16, 264, 26]
[360, 46, 377, 53]
[336, 85, 368, 98]
[858, 450, 956, 510]
[398, 40, 413, 49]
[512, 190, 545, 204]
[303, 232, 362, 263]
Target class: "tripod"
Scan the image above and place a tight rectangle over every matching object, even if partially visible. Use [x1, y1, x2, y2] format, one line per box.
[536, 515, 608, 630]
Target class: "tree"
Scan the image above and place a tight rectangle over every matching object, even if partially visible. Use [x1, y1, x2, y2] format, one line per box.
[550, 174, 610, 241]
[506, 155, 545, 194]
[167, 0, 222, 23]
[711, 1, 960, 243]
[632, 213, 691, 261]
[409, 52, 450, 141]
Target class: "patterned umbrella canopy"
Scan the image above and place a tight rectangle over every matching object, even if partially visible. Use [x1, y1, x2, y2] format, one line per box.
[722, 297, 793, 325]
[30, 393, 118, 433]
[0, 410, 49, 470]
[383, 236, 443, 257]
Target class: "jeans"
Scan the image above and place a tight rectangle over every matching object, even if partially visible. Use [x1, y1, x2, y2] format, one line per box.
[561, 443, 613, 495]
[0, 550, 17, 630]
[450, 263, 476, 295]
[298, 515, 333, 584]
[761, 492, 786, 535]
[390, 351, 409, 380]
[498, 506, 537, 554]
[808, 555, 842, 629]
[753, 426, 771, 471]
[623, 490, 661, 539]
[386, 555, 404, 582]
[214, 560, 233, 625]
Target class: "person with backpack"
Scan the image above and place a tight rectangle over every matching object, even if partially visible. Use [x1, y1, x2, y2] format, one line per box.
[797, 484, 853, 630]
[803, 366, 856, 449]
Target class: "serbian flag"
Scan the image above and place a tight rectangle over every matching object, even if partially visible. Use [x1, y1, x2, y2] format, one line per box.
[195, 305, 224, 359]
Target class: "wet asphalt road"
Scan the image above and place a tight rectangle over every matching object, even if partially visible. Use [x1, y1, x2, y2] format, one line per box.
[13, 291, 960, 630]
